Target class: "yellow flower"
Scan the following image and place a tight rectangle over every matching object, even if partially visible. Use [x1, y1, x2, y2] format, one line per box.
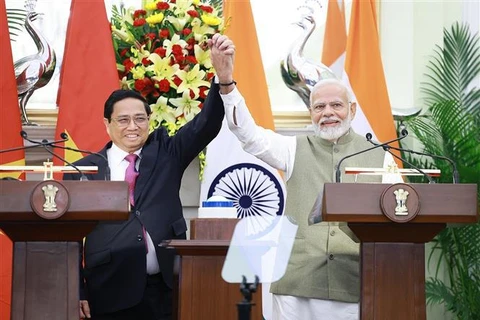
[192, 0, 200, 5]
[144, 2, 157, 11]
[146, 53, 180, 82]
[130, 45, 151, 65]
[146, 12, 165, 25]
[191, 17, 215, 41]
[170, 90, 202, 122]
[150, 96, 177, 124]
[112, 26, 135, 44]
[201, 14, 222, 26]
[174, 64, 210, 96]
[194, 44, 212, 69]
[173, 0, 194, 16]
[119, 76, 134, 90]
[130, 65, 146, 80]
[166, 16, 188, 30]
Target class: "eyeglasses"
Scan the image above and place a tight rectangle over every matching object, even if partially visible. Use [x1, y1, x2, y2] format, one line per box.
[110, 115, 149, 127]
[310, 101, 350, 114]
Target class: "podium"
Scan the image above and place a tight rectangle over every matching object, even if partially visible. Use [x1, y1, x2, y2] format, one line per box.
[164, 218, 263, 320]
[0, 180, 129, 320]
[322, 183, 478, 320]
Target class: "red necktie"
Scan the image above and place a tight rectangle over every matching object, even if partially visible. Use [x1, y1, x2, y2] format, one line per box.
[125, 154, 148, 253]
[124, 154, 139, 206]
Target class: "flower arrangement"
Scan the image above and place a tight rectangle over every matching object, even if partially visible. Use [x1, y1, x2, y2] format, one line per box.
[110, 0, 224, 136]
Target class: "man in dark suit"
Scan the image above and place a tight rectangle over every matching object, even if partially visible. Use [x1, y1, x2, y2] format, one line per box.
[64, 38, 235, 320]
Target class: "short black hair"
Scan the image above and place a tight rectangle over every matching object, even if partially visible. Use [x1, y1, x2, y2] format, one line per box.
[104, 89, 152, 120]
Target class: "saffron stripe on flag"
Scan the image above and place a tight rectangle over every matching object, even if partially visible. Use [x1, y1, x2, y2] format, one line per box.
[200, 1, 286, 319]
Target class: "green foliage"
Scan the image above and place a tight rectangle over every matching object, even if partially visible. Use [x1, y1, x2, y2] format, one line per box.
[402, 22, 480, 320]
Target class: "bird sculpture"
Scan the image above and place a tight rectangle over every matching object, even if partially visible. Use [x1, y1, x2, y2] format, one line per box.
[14, 11, 56, 125]
[280, 3, 335, 107]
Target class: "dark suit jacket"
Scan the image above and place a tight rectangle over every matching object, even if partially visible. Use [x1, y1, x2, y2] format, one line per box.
[63, 83, 224, 315]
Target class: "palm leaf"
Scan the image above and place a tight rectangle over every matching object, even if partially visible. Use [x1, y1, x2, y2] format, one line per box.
[404, 22, 480, 320]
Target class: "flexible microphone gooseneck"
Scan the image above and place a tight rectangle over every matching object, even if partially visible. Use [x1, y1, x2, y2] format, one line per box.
[366, 137, 435, 184]
[21, 131, 88, 181]
[0, 131, 69, 154]
[335, 130, 409, 183]
[48, 133, 111, 181]
[367, 139, 459, 184]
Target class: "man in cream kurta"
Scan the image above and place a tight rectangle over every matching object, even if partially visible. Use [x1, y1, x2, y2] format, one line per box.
[209, 34, 398, 320]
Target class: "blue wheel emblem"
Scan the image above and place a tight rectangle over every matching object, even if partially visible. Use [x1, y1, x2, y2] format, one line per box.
[207, 163, 285, 225]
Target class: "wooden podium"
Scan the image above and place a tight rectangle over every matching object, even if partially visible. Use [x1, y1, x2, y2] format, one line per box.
[322, 183, 478, 320]
[0, 180, 129, 320]
[165, 218, 263, 320]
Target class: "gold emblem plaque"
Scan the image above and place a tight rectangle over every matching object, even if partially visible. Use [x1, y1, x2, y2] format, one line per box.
[31, 180, 70, 219]
[380, 183, 420, 223]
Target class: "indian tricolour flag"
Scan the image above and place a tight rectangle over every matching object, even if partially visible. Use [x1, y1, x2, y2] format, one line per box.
[322, 0, 398, 145]
[199, 1, 286, 319]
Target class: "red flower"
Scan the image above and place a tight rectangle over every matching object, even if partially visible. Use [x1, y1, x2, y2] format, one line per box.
[174, 54, 185, 64]
[133, 10, 146, 18]
[172, 44, 184, 55]
[199, 86, 208, 99]
[182, 28, 192, 36]
[145, 32, 156, 41]
[123, 59, 135, 72]
[158, 79, 171, 93]
[206, 72, 215, 81]
[142, 57, 152, 66]
[154, 47, 167, 58]
[159, 29, 170, 39]
[133, 18, 146, 27]
[189, 89, 195, 99]
[172, 75, 182, 87]
[134, 78, 155, 96]
[185, 56, 197, 64]
[187, 10, 199, 18]
[199, 5, 213, 13]
[120, 48, 128, 57]
[156, 2, 169, 10]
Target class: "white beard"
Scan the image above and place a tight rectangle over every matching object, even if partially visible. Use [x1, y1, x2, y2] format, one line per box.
[312, 112, 352, 141]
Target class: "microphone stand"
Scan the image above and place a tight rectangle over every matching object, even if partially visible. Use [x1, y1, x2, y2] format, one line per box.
[21, 131, 88, 180]
[47, 134, 111, 180]
[375, 144, 459, 184]
[381, 146, 435, 184]
[237, 275, 259, 320]
[0, 133, 68, 154]
[335, 130, 409, 183]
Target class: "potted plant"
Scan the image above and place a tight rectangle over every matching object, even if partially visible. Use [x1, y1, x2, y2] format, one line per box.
[403, 22, 480, 320]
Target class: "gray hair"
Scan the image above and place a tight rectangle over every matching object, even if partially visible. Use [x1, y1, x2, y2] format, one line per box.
[309, 78, 354, 106]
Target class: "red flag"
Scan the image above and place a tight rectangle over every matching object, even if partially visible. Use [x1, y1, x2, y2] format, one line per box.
[0, 0, 25, 317]
[55, 0, 119, 165]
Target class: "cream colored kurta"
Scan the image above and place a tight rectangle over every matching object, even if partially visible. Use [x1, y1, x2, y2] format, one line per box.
[220, 87, 394, 319]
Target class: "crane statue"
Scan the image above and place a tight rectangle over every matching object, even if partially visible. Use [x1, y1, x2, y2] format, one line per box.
[14, 4, 56, 126]
[280, 1, 335, 107]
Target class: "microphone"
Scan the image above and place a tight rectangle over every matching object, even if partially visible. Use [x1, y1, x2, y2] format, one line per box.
[367, 137, 459, 184]
[335, 130, 408, 183]
[21, 131, 88, 181]
[366, 137, 435, 184]
[47, 133, 110, 181]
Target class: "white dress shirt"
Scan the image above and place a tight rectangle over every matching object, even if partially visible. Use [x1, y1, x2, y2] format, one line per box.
[107, 143, 160, 275]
